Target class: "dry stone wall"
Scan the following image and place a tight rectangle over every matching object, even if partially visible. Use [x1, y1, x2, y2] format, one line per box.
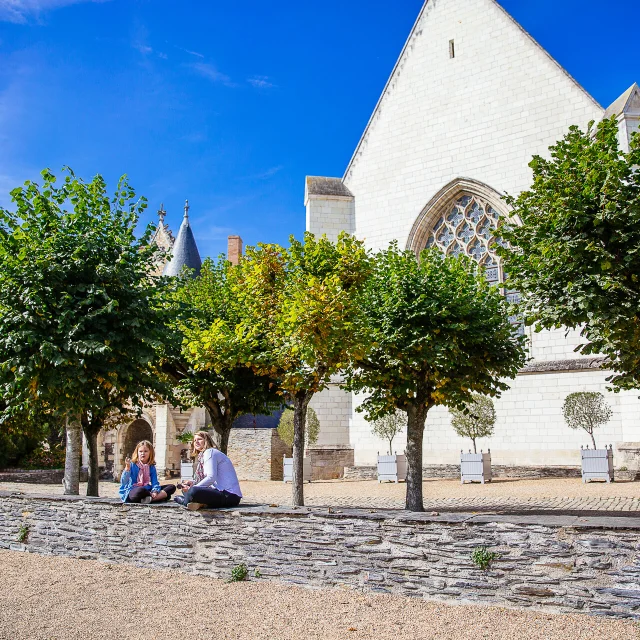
[1, 492, 639, 619]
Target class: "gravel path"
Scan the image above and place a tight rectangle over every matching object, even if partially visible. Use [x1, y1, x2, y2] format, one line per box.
[1, 551, 638, 640]
[2, 478, 639, 512]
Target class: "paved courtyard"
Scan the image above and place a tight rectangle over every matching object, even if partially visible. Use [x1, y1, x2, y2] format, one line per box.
[2, 477, 639, 512]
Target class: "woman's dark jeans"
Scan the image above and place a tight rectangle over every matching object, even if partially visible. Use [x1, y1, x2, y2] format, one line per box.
[184, 486, 241, 508]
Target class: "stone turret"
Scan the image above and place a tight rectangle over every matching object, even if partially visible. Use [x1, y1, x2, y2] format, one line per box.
[604, 83, 640, 153]
[162, 200, 202, 278]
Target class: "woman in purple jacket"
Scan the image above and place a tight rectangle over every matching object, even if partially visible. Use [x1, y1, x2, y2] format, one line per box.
[174, 431, 242, 511]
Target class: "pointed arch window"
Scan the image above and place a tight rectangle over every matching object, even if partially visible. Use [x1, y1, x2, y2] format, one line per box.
[422, 193, 523, 335]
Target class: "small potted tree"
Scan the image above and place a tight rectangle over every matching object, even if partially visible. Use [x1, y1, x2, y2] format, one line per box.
[279, 407, 319, 482]
[563, 392, 614, 482]
[371, 410, 407, 482]
[451, 394, 495, 484]
[176, 431, 194, 479]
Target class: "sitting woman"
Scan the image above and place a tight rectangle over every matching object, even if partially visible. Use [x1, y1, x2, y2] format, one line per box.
[175, 431, 242, 511]
[118, 440, 176, 504]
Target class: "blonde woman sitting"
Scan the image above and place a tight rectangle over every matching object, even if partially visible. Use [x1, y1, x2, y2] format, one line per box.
[175, 431, 242, 511]
[119, 440, 176, 504]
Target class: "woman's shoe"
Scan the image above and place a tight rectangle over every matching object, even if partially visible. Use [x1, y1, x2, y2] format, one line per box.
[173, 496, 187, 507]
[187, 502, 205, 511]
[141, 496, 152, 505]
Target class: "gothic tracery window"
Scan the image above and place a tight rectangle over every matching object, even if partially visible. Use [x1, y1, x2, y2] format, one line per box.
[423, 193, 523, 335]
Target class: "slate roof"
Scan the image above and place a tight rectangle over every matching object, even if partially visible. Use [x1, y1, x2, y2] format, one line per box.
[163, 201, 202, 278]
[604, 83, 639, 119]
[232, 408, 284, 429]
[306, 176, 354, 198]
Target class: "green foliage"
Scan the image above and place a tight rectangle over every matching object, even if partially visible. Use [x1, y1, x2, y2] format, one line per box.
[166, 256, 282, 453]
[471, 546, 499, 570]
[450, 394, 496, 454]
[562, 391, 612, 449]
[17, 523, 29, 543]
[370, 410, 406, 456]
[344, 244, 527, 510]
[497, 119, 640, 391]
[277, 406, 320, 448]
[253, 568, 262, 578]
[0, 168, 173, 494]
[17, 445, 65, 470]
[176, 431, 194, 444]
[229, 563, 248, 582]
[188, 232, 372, 505]
[345, 245, 526, 417]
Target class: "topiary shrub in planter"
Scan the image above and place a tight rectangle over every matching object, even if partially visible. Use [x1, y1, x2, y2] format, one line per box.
[451, 394, 495, 484]
[563, 392, 614, 483]
[279, 407, 318, 483]
[370, 411, 407, 483]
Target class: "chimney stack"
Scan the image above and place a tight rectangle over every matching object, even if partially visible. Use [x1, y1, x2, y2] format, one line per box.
[227, 235, 243, 265]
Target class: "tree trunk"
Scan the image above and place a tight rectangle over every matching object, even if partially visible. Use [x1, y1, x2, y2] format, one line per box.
[82, 415, 101, 498]
[589, 430, 597, 450]
[63, 415, 82, 495]
[292, 391, 313, 507]
[405, 403, 429, 512]
[205, 402, 233, 455]
[388, 439, 393, 457]
[472, 438, 477, 454]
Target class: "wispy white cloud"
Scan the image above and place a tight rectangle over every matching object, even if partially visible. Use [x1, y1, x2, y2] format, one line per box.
[133, 42, 153, 56]
[247, 75, 276, 89]
[249, 165, 283, 180]
[0, 0, 109, 23]
[174, 45, 204, 59]
[191, 62, 236, 88]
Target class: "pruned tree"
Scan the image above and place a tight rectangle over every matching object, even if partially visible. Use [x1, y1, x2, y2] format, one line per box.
[165, 257, 282, 454]
[497, 118, 640, 391]
[562, 391, 612, 449]
[0, 169, 170, 496]
[450, 394, 496, 454]
[370, 410, 406, 456]
[277, 406, 319, 448]
[344, 245, 527, 511]
[188, 232, 372, 506]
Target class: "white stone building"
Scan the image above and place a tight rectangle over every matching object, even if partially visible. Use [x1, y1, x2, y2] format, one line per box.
[305, 0, 640, 474]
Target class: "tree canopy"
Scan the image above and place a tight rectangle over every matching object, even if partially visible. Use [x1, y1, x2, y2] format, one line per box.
[344, 245, 527, 510]
[450, 394, 496, 454]
[369, 410, 406, 457]
[0, 169, 170, 494]
[498, 118, 640, 391]
[277, 406, 320, 449]
[188, 232, 372, 505]
[562, 391, 612, 450]
[168, 256, 282, 453]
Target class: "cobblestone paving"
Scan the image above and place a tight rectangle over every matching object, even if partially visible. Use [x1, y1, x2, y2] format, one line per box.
[2, 478, 639, 512]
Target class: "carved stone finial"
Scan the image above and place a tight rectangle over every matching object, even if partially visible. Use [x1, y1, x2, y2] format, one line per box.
[158, 203, 166, 224]
[184, 199, 190, 218]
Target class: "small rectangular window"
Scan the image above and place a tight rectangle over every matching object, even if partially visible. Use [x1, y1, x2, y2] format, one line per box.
[449, 39, 455, 59]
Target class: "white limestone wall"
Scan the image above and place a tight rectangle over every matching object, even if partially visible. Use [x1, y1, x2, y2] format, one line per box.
[308, 381, 352, 448]
[343, 0, 603, 254]
[350, 369, 640, 467]
[305, 196, 355, 243]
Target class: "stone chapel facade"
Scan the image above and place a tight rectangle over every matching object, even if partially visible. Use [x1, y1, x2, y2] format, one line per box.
[305, 0, 640, 474]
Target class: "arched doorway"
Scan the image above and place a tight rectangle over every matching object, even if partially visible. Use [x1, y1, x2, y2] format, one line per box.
[122, 419, 153, 464]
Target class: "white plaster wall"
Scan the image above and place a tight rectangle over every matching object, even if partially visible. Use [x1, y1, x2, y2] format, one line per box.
[306, 196, 355, 243]
[344, 0, 603, 254]
[309, 382, 352, 448]
[350, 369, 640, 467]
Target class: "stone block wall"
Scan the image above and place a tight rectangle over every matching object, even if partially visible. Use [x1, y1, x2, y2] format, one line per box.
[307, 447, 354, 480]
[227, 428, 290, 482]
[2, 493, 640, 619]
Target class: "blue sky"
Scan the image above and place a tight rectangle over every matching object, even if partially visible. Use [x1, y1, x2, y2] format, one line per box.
[0, 0, 638, 259]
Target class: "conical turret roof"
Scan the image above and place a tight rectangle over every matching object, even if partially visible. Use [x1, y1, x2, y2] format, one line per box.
[162, 200, 202, 278]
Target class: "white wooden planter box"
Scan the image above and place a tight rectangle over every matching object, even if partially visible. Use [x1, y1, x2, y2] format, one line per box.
[283, 456, 312, 483]
[460, 451, 492, 484]
[180, 462, 193, 480]
[377, 454, 407, 483]
[581, 446, 614, 483]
